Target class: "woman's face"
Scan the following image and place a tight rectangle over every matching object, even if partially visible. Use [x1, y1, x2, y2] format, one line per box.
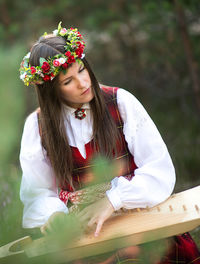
[58, 61, 94, 108]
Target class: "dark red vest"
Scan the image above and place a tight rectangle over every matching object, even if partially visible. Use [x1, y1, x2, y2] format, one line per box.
[61, 85, 137, 192]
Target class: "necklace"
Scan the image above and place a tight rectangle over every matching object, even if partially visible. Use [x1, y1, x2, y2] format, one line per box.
[74, 108, 86, 120]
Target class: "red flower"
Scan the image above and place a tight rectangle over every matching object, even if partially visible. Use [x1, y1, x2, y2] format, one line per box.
[77, 42, 84, 49]
[62, 63, 68, 69]
[43, 75, 51, 81]
[67, 55, 75, 64]
[53, 59, 61, 67]
[41, 62, 50, 73]
[65, 51, 71, 57]
[30, 66, 36, 74]
[79, 43, 84, 49]
[75, 48, 83, 58]
[50, 73, 55, 80]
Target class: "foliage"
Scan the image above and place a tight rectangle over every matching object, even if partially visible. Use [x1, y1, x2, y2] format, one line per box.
[0, 0, 200, 261]
[0, 45, 26, 245]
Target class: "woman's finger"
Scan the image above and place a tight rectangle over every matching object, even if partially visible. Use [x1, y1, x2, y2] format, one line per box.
[95, 220, 103, 237]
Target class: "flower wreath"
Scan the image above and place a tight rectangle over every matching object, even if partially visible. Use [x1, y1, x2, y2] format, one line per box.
[19, 22, 85, 86]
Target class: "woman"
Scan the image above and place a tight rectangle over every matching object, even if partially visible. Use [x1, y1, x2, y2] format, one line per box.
[19, 23, 200, 263]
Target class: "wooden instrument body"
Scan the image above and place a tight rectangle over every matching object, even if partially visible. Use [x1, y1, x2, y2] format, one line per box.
[1, 186, 200, 263]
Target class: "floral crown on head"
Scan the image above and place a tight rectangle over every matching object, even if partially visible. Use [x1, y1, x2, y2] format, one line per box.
[19, 22, 85, 86]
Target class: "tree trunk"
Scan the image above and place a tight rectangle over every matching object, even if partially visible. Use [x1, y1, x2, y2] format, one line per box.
[173, 0, 200, 114]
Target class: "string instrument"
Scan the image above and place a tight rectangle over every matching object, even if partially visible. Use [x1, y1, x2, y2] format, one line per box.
[1, 185, 200, 263]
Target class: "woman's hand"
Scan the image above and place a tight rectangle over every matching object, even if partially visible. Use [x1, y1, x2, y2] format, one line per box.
[40, 211, 66, 235]
[78, 196, 115, 237]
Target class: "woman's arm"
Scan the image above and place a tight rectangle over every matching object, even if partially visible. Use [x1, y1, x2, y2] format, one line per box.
[78, 88, 175, 236]
[20, 112, 68, 229]
[106, 88, 176, 211]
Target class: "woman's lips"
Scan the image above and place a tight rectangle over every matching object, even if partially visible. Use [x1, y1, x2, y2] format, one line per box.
[81, 87, 90, 95]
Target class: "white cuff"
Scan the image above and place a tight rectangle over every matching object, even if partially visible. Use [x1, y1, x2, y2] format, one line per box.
[106, 188, 123, 211]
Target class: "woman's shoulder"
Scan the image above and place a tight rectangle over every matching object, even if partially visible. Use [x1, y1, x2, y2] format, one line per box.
[100, 84, 141, 106]
[115, 87, 146, 109]
[20, 109, 43, 158]
[24, 108, 40, 128]
[22, 109, 41, 142]
[115, 88, 151, 125]
[99, 84, 119, 95]
[99, 83, 145, 109]
[100, 84, 136, 99]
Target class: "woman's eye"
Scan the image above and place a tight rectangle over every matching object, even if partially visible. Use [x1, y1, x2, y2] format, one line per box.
[79, 67, 85, 72]
[64, 79, 71, 85]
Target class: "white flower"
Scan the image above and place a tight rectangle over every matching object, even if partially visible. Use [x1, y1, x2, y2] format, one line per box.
[53, 29, 58, 36]
[24, 52, 31, 59]
[58, 58, 66, 64]
[20, 72, 26, 80]
[81, 53, 85, 59]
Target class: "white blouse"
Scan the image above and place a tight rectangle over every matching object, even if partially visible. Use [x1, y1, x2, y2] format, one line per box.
[20, 88, 176, 228]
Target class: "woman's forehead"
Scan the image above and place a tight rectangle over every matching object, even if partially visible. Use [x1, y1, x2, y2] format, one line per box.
[58, 61, 82, 81]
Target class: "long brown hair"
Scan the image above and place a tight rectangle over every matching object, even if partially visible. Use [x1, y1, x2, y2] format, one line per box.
[29, 35, 121, 189]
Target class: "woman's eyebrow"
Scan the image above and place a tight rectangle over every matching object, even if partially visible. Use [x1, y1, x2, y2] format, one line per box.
[60, 76, 71, 84]
[60, 65, 83, 84]
[61, 76, 71, 83]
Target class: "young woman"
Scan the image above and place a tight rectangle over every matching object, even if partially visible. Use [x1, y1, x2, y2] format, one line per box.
[19, 23, 200, 263]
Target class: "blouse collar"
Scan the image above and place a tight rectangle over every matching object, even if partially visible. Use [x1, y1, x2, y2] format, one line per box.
[62, 103, 90, 116]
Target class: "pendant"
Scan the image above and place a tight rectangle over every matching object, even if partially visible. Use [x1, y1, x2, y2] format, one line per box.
[74, 108, 86, 120]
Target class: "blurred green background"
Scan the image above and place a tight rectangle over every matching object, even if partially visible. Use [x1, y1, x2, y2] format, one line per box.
[0, 0, 200, 254]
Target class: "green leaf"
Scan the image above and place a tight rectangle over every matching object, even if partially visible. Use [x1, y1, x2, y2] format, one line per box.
[39, 57, 47, 66]
[62, 68, 67, 75]
[77, 59, 83, 65]
[57, 21, 62, 34]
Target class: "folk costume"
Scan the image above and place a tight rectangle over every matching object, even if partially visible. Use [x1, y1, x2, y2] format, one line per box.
[20, 86, 200, 263]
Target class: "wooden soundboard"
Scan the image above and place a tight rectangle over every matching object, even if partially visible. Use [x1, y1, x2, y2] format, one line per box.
[1, 185, 200, 263]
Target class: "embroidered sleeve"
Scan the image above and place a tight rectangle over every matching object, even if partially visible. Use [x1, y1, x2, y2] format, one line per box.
[106, 88, 176, 210]
[20, 112, 68, 228]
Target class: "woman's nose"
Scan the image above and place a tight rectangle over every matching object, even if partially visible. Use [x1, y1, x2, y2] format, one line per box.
[76, 76, 87, 88]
